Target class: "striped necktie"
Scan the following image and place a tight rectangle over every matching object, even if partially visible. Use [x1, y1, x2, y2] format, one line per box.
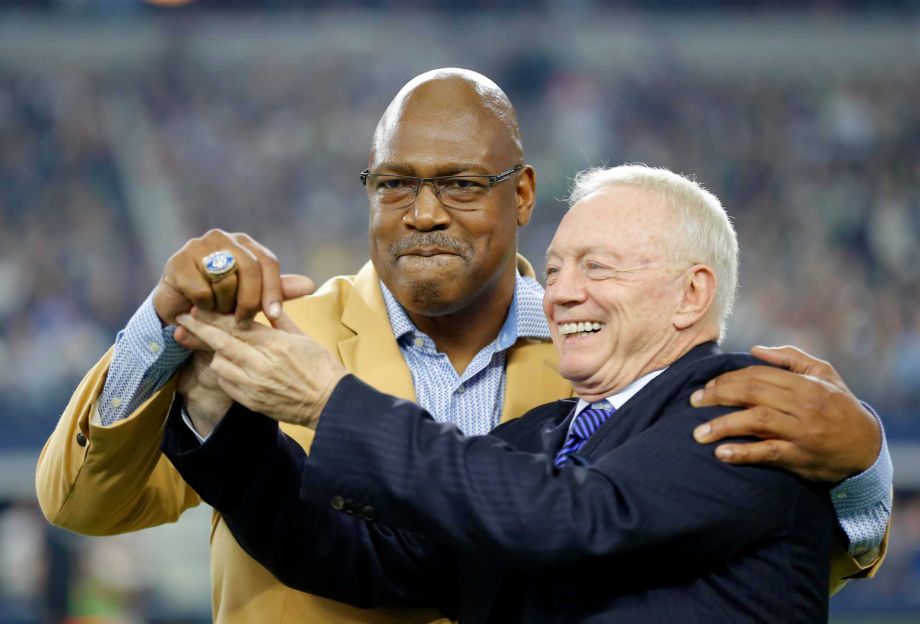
[554, 400, 616, 467]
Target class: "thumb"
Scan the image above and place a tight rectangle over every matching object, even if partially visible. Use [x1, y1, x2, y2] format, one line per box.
[281, 274, 315, 301]
[750, 345, 823, 375]
[270, 310, 304, 335]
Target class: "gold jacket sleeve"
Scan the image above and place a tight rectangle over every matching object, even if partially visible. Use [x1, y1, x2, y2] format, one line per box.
[35, 348, 200, 535]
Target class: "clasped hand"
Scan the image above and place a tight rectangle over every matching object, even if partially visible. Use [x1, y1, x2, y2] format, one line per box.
[176, 309, 347, 429]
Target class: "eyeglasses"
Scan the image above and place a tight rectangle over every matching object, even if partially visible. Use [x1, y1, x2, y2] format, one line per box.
[360, 164, 523, 211]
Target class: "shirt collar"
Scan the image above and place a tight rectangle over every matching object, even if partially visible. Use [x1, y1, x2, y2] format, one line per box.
[380, 281, 417, 341]
[379, 272, 550, 349]
[574, 367, 669, 416]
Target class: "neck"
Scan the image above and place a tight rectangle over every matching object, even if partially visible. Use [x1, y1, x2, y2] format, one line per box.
[574, 325, 719, 403]
[407, 263, 518, 375]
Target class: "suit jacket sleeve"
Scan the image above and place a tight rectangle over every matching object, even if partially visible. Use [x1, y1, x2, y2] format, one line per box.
[304, 375, 821, 571]
[161, 398, 458, 614]
[35, 348, 200, 535]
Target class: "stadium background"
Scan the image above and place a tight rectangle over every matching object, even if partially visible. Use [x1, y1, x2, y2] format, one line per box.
[0, 0, 917, 622]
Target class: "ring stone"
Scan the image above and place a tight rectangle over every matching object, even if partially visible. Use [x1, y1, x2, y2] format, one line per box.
[202, 250, 238, 282]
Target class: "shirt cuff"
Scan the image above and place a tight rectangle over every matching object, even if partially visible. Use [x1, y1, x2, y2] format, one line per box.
[180, 404, 210, 445]
[829, 409, 893, 561]
[97, 293, 190, 426]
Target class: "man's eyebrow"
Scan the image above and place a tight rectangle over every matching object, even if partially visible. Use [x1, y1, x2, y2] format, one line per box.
[371, 162, 492, 176]
[546, 245, 626, 262]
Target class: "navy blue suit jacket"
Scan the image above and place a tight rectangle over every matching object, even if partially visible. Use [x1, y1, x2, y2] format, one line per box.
[163, 342, 833, 623]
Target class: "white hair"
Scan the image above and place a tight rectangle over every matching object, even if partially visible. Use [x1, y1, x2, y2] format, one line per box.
[568, 164, 739, 338]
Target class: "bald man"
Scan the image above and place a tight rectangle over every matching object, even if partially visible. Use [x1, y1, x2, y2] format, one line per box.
[37, 69, 891, 623]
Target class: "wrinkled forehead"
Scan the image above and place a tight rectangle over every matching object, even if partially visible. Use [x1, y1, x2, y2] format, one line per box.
[547, 188, 674, 261]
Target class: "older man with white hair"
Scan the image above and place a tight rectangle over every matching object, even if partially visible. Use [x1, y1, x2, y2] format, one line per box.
[165, 164, 840, 623]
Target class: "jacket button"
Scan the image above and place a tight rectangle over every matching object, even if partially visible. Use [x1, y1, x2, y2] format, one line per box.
[75, 432, 88, 447]
[330, 495, 345, 511]
[362, 506, 376, 521]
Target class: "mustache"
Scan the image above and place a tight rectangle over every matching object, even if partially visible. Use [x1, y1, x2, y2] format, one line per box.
[389, 233, 474, 262]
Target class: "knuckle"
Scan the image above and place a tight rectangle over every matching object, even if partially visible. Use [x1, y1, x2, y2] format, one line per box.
[764, 442, 782, 462]
[236, 247, 260, 271]
[745, 377, 763, 398]
[165, 249, 185, 268]
[732, 446, 749, 462]
[260, 248, 280, 265]
[189, 285, 213, 303]
[753, 406, 773, 427]
[262, 255, 280, 273]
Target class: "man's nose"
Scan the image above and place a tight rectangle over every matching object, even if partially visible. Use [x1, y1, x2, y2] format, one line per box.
[546, 265, 588, 306]
[402, 184, 450, 231]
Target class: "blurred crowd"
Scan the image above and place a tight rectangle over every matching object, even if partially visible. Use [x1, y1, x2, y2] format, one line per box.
[1, 46, 917, 450]
[0, 69, 154, 449]
[0, 12, 917, 621]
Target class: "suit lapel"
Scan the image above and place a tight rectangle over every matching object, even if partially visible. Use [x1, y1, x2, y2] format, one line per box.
[539, 399, 579, 454]
[338, 262, 416, 402]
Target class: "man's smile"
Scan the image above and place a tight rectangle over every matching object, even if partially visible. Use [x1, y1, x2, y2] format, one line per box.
[557, 321, 606, 340]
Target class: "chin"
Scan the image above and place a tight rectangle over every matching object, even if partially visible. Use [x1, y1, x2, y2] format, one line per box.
[557, 361, 592, 386]
[408, 282, 472, 316]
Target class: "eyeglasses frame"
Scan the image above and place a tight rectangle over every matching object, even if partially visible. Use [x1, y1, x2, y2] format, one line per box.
[359, 164, 524, 208]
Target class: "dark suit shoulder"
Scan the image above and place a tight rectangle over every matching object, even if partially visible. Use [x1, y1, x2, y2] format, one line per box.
[616, 345, 770, 430]
[657, 342, 762, 386]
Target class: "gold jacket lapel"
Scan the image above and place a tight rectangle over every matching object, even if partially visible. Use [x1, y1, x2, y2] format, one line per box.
[339, 262, 416, 402]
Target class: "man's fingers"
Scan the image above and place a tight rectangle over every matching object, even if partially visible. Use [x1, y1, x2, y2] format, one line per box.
[191, 307, 241, 333]
[691, 366, 806, 413]
[209, 351, 250, 387]
[191, 307, 276, 345]
[711, 439, 806, 470]
[234, 234, 283, 321]
[212, 273, 239, 314]
[223, 242, 261, 322]
[269, 310, 304, 335]
[280, 274, 315, 300]
[176, 313, 258, 364]
[173, 326, 211, 352]
[169, 255, 217, 313]
[191, 230, 260, 316]
[750, 345, 829, 376]
[693, 406, 800, 444]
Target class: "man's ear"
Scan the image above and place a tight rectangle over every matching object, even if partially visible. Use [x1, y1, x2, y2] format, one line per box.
[516, 165, 536, 227]
[672, 264, 717, 330]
